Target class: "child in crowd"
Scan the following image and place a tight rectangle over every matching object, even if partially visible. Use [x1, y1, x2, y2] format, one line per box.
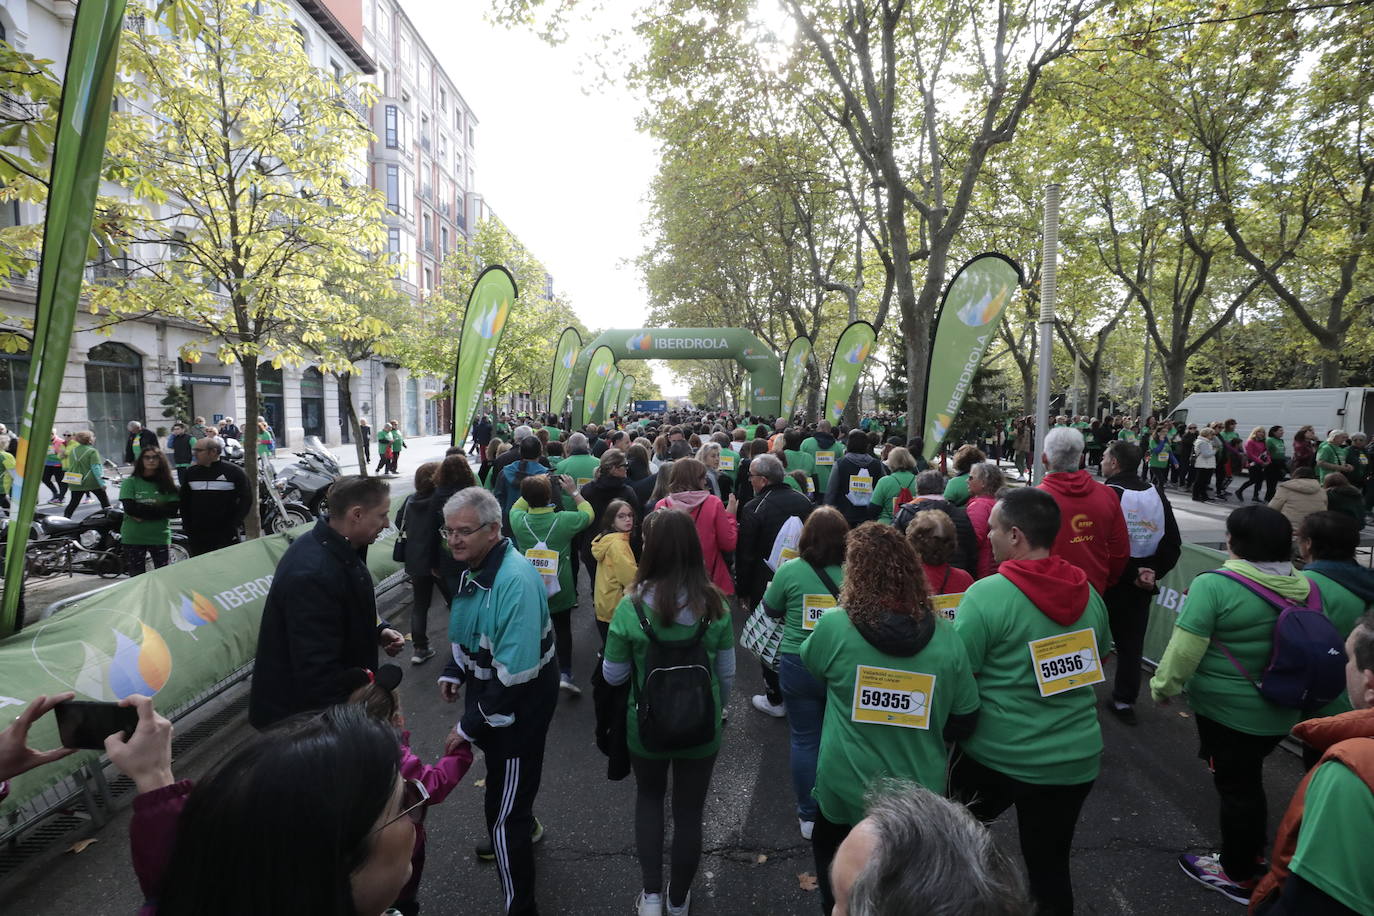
[347, 665, 473, 916]
[590, 499, 638, 644]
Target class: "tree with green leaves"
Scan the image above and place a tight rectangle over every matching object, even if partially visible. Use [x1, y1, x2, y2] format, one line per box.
[91, 0, 392, 534]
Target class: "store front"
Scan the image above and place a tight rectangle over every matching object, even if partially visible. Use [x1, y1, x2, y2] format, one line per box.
[85, 342, 144, 460]
[257, 362, 286, 447]
[300, 367, 325, 439]
[0, 339, 31, 432]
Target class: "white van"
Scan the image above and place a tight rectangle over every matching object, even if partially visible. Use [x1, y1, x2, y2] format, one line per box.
[1168, 388, 1374, 438]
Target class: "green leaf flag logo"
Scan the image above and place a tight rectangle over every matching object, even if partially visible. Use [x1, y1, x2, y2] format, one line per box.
[921, 254, 1021, 459]
[450, 265, 518, 449]
[823, 321, 877, 426]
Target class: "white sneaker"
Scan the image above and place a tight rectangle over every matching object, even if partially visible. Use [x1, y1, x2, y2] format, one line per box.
[559, 673, 582, 697]
[636, 891, 663, 916]
[751, 694, 786, 718]
[666, 888, 691, 916]
[799, 819, 814, 840]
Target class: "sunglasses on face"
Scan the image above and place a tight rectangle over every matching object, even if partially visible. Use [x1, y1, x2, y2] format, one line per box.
[373, 778, 429, 833]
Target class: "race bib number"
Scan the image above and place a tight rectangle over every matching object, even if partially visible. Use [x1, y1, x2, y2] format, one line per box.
[719, 453, 736, 471]
[524, 548, 559, 578]
[780, 546, 799, 563]
[929, 593, 964, 621]
[576, 477, 593, 488]
[848, 476, 872, 496]
[815, 451, 835, 466]
[806, 476, 816, 494]
[62, 471, 84, 485]
[801, 593, 836, 630]
[1027, 628, 1104, 697]
[851, 665, 934, 730]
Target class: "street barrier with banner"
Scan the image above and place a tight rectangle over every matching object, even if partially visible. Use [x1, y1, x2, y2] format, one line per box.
[548, 327, 582, 418]
[1143, 540, 1226, 664]
[780, 336, 813, 419]
[450, 265, 517, 449]
[921, 253, 1021, 460]
[2, 0, 129, 637]
[0, 521, 404, 818]
[823, 321, 877, 425]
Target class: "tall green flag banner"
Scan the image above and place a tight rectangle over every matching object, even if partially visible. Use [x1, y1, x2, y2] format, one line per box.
[823, 321, 877, 426]
[2, 0, 129, 637]
[780, 336, 813, 419]
[548, 327, 582, 419]
[618, 375, 636, 416]
[604, 369, 624, 423]
[921, 253, 1021, 459]
[450, 265, 517, 448]
[582, 346, 617, 425]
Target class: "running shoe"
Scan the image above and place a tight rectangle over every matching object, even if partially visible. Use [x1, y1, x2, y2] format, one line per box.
[635, 892, 663, 916]
[1177, 852, 1256, 904]
[410, 647, 436, 665]
[751, 694, 786, 718]
[559, 672, 582, 697]
[665, 887, 691, 916]
[799, 819, 814, 840]
[475, 818, 545, 862]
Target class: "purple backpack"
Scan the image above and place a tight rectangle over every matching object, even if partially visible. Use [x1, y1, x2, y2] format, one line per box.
[1206, 570, 1347, 711]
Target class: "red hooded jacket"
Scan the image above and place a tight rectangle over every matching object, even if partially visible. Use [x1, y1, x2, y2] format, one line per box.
[1037, 470, 1129, 595]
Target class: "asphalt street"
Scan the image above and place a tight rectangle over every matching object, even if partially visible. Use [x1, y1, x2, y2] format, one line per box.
[3, 569, 1306, 916]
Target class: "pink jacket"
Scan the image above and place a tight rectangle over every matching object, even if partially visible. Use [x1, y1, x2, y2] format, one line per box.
[965, 495, 997, 580]
[1244, 438, 1271, 466]
[655, 490, 739, 593]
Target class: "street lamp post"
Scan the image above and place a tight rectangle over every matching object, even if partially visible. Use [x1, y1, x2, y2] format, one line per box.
[1032, 184, 1061, 485]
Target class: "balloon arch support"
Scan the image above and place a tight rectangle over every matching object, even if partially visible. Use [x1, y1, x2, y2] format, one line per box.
[566, 328, 781, 427]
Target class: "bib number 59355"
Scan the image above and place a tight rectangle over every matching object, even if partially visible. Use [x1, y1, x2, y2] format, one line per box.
[851, 665, 934, 729]
[1027, 628, 1104, 697]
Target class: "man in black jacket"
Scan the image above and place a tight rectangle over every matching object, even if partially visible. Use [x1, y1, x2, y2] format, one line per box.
[123, 421, 158, 465]
[248, 475, 405, 729]
[1100, 440, 1181, 725]
[178, 437, 253, 556]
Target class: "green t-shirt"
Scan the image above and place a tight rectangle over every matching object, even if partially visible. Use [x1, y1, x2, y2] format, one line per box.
[1302, 570, 1372, 717]
[952, 572, 1113, 785]
[943, 473, 970, 507]
[543, 426, 562, 442]
[870, 470, 918, 523]
[801, 612, 979, 826]
[509, 501, 594, 613]
[118, 476, 178, 546]
[1173, 572, 1303, 736]
[1289, 759, 1374, 914]
[801, 437, 845, 493]
[603, 595, 734, 760]
[557, 454, 600, 490]
[1313, 442, 1346, 483]
[717, 447, 742, 481]
[1146, 440, 1173, 468]
[1266, 436, 1287, 461]
[1117, 429, 1139, 442]
[782, 449, 816, 481]
[65, 443, 104, 491]
[763, 558, 843, 656]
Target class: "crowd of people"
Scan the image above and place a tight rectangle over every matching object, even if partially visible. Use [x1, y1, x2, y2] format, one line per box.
[2, 405, 1373, 916]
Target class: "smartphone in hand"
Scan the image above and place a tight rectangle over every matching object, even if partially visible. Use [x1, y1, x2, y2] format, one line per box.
[53, 700, 139, 750]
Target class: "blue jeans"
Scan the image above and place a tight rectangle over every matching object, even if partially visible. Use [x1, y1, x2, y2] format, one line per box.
[778, 652, 825, 821]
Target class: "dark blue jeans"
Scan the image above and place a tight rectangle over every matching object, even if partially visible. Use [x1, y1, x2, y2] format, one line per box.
[778, 652, 825, 822]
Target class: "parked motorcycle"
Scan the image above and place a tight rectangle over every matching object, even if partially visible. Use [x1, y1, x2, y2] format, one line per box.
[275, 436, 340, 516]
[27, 507, 190, 577]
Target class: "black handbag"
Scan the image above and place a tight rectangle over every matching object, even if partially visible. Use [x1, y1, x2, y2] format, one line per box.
[391, 496, 409, 563]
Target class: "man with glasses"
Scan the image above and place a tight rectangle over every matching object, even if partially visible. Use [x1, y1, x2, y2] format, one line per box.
[437, 486, 558, 916]
[178, 436, 252, 557]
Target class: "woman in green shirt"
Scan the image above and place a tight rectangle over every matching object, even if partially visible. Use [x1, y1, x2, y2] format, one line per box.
[763, 506, 849, 838]
[868, 446, 919, 523]
[119, 447, 180, 575]
[801, 521, 981, 915]
[602, 507, 735, 916]
[62, 430, 110, 518]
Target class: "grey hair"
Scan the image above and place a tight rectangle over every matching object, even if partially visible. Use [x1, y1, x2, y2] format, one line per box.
[512, 425, 533, 442]
[1327, 428, 1347, 442]
[200, 436, 225, 455]
[1043, 426, 1085, 473]
[749, 453, 785, 484]
[443, 487, 500, 528]
[969, 460, 1005, 493]
[915, 469, 946, 496]
[566, 432, 589, 454]
[696, 441, 721, 463]
[846, 780, 1031, 916]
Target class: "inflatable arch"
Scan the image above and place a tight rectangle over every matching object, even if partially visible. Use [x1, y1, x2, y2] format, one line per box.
[569, 328, 781, 426]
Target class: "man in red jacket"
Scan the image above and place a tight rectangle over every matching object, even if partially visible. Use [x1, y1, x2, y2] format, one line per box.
[1037, 426, 1129, 595]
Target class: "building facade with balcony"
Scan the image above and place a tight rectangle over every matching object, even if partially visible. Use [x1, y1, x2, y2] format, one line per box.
[0, 0, 450, 457]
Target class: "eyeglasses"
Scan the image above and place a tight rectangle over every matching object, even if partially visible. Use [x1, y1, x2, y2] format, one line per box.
[440, 523, 491, 539]
[374, 778, 429, 832]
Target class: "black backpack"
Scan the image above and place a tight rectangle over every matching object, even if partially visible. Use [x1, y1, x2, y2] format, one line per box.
[631, 598, 716, 752]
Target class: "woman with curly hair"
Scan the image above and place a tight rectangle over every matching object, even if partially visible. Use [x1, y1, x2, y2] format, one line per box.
[800, 522, 981, 915]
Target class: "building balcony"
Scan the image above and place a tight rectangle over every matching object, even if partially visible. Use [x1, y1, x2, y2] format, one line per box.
[337, 87, 371, 123]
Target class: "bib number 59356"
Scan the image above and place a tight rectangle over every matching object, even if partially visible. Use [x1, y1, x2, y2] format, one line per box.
[1027, 628, 1104, 697]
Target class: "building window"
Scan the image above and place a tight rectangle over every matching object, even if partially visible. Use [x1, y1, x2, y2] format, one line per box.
[455, 194, 466, 231]
[421, 214, 430, 252]
[423, 267, 432, 290]
[387, 228, 400, 262]
[467, 125, 474, 147]
[300, 367, 325, 439]
[439, 87, 447, 111]
[440, 226, 448, 256]
[0, 335, 32, 431]
[384, 105, 399, 148]
[85, 342, 145, 456]
[385, 165, 400, 212]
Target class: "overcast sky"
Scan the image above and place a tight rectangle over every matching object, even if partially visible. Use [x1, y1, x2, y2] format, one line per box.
[403, 3, 683, 393]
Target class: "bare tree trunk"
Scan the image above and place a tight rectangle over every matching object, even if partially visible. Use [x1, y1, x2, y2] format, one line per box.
[242, 359, 263, 539]
[336, 370, 368, 475]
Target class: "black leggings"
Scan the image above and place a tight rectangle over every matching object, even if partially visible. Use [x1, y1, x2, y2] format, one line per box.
[632, 753, 717, 906]
[812, 810, 854, 915]
[1192, 468, 1214, 500]
[41, 465, 66, 498]
[552, 609, 573, 676]
[64, 487, 110, 518]
[1237, 465, 1266, 501]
